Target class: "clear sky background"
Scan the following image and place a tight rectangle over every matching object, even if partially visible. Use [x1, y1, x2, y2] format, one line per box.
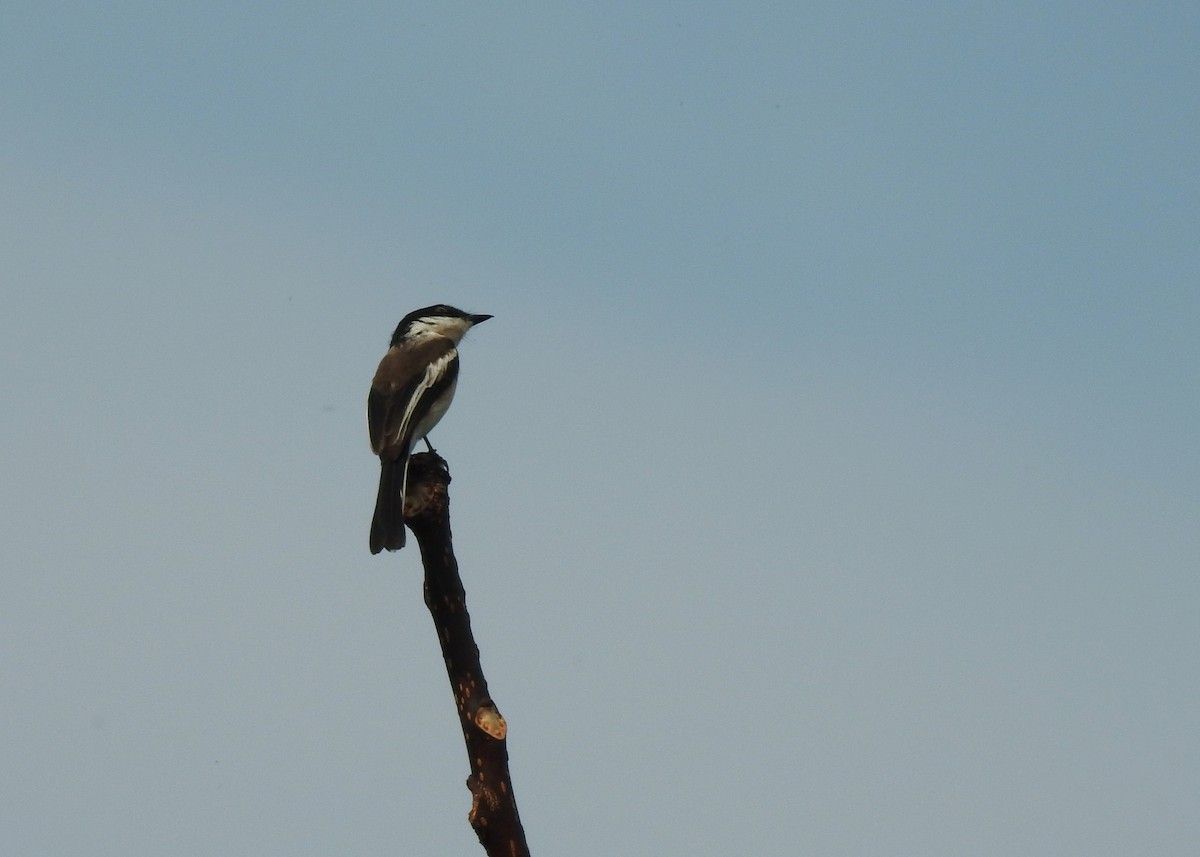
[2, 3, 1197, 855]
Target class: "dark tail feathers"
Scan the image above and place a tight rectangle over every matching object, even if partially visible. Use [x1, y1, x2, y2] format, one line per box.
[370, 458, 407, 553]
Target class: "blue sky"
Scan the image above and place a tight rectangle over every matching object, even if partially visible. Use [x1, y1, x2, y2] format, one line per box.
[2, 3, 1198, 855]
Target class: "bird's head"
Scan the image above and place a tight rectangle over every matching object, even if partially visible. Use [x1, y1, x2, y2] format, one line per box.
[391, 305, 492, 345]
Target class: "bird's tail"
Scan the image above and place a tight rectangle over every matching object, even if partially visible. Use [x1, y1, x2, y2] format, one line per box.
[370, 458, 408, 553]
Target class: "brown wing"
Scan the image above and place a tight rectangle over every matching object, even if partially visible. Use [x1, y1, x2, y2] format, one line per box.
[368, 338, 460, 460]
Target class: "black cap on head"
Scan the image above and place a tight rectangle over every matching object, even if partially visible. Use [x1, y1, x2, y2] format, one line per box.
[391, 305, 492, 344]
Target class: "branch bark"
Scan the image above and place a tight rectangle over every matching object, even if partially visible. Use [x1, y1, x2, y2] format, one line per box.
[403, 452, 531, 857]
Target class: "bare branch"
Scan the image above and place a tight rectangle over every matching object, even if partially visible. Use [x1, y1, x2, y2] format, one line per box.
[404, 452, 531, 857]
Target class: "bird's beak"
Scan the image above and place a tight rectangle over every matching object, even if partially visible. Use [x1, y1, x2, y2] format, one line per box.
[469, 314, 493, 325]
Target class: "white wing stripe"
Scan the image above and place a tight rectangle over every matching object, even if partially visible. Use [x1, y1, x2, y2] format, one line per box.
[391, 350, 458, 447]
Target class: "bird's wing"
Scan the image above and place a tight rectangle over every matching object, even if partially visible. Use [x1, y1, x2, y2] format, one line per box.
[368, 338, 460, 458]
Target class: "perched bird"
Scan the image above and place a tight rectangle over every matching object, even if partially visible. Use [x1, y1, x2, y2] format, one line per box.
[367, 305, 492, 553]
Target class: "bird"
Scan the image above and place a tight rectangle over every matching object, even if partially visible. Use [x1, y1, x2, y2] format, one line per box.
[367, 304, 491, 553]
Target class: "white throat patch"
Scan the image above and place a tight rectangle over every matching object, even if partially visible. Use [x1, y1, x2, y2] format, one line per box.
[408, 316, 473, 343]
